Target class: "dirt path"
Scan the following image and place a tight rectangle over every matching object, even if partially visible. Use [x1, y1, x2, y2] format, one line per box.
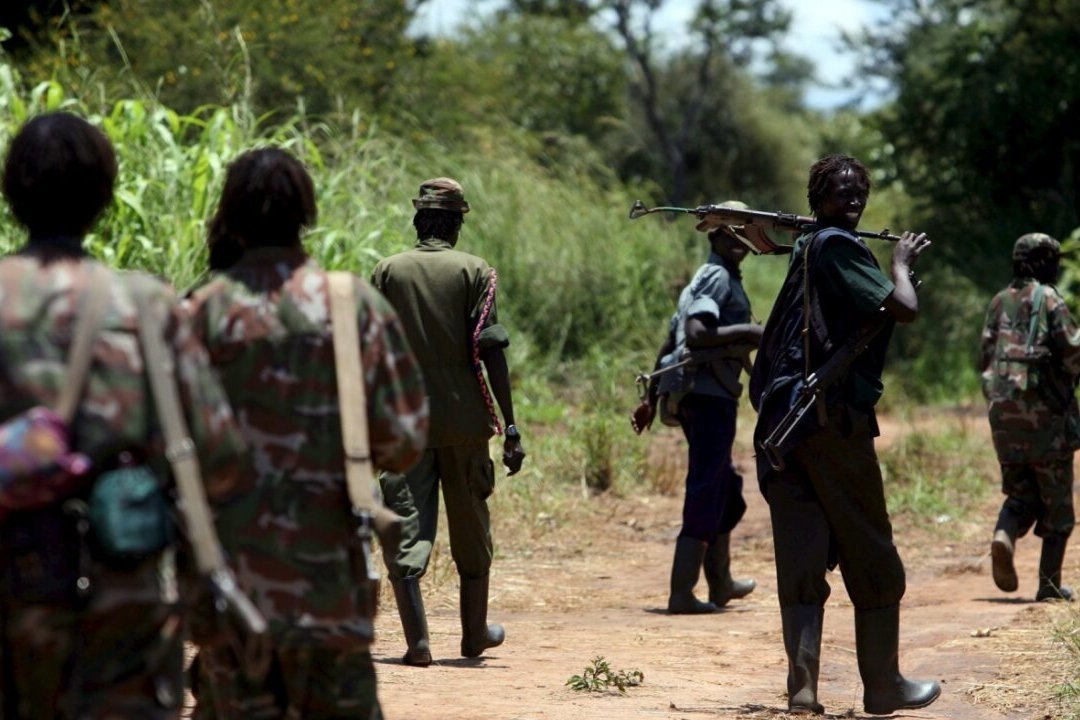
[375, 415, 1075, 719]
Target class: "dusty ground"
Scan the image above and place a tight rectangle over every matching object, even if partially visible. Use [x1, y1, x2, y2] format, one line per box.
[375, 411, 1079, 720]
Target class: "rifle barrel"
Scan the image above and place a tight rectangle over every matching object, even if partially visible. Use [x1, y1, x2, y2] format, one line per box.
[629, 201, 908, 242]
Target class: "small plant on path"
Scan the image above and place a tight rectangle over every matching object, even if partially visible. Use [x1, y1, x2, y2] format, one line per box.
[566, 655, 644, 694]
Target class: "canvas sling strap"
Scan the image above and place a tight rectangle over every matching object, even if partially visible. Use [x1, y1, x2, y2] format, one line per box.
[131, 276, 269, 676]
[55, 264, 111, 424]
[326, 271, 402, 546]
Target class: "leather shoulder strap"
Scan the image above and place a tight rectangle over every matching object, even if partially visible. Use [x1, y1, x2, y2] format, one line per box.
[130, 274, 226, 574]
[55, 264, 111, 423]
[327, 272, 377, 512]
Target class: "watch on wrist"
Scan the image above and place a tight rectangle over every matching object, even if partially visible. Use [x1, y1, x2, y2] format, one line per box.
[505, 424, 521, 441]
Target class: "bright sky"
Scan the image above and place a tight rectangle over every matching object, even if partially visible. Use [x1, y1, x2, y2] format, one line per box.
[411, 0, 884, 110]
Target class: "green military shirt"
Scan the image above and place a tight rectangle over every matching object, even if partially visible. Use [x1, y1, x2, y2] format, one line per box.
[795, 232, 896, 409]
[371, 238, 509, 448]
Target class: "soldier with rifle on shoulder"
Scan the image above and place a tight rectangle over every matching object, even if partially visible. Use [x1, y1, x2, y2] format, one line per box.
[631, 202, 763, 615]
[748, 154, 939, 716]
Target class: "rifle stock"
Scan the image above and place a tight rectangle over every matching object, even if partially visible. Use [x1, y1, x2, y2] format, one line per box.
[759, 319, 890, 471]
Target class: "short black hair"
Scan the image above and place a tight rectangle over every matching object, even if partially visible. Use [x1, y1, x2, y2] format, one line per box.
[807, 154, 871, 215]
[207, 147, 316, 268]
[2, 112, 117, 236]
[413, 208, 463, 243]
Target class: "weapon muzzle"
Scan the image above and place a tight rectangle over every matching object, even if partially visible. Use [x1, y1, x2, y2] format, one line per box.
[629, 200, 650, 220]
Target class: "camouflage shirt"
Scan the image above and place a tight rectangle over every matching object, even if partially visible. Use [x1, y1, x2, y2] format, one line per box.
[980, 278, 1080, 463]
[0, 246, 247, 603]
[182, 246, 428, 649]
[0, 248, 246, 498]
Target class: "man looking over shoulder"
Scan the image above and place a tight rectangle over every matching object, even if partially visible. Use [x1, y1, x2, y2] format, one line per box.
[750, 155, 938, 716]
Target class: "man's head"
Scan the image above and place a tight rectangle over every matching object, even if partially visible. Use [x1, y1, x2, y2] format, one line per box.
[207, 148, 317, 270]
[413, 176, 468, 244]
[1012, 232, 1061, 283]
[807, 154, 871, 232]
[706, 200, 752, 266]
[2, 112, 117, 238]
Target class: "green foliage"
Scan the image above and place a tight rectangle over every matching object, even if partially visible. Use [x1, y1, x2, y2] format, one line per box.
[393, 13, 626, 145]
[566, 656, 644, 694]
[34, 0, 422, 118]
[852, 0, 1080, 287]
[878, 418, 996, 526]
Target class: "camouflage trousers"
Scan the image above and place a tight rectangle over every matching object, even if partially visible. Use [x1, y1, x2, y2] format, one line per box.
[192, 645, 381, 720]
[1000, 457, 1076, 538]
[1, 599, 184, 720]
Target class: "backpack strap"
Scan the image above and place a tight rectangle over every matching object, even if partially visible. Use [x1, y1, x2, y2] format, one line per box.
[55, 264, 111, 424]
[1026, 283, 1046, 354]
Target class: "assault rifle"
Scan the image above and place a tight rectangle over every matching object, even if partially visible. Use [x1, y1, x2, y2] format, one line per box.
[635, 344, 756, 401]
[758, 317, 890, 471]
[628, 200, 905, 255]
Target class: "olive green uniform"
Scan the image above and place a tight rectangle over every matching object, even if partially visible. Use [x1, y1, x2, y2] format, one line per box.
[371, 238, 508, 581]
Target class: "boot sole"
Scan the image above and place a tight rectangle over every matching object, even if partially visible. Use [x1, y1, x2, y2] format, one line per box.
[991, 538, 1018, 592]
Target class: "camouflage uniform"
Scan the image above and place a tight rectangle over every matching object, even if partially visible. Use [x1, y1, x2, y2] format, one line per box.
[980, 233, 1080, 599]
[0, 248, 246, 720]
[184, 246, 427, 719]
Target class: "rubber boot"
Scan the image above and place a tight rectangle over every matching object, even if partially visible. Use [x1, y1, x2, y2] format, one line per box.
[1035, 534, 1074, 601]
[460, 575, 505, 657]
[990, 507, 1020, 592]
[391, 577, 432, 666]
[780, 605, 825, 715]
[668, 537, 718, 614]
[854, 605, 941, 715]
[704, 533, 756, 606]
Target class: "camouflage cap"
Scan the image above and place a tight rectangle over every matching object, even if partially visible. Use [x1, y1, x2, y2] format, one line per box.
[1012, 232, 1060, 260]
[412, 177, 470, 213]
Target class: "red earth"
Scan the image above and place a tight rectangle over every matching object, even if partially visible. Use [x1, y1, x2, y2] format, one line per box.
[375, 411, 1076, 720]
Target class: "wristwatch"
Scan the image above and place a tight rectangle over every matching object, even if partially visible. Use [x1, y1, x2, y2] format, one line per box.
[504, 424, 521, 441]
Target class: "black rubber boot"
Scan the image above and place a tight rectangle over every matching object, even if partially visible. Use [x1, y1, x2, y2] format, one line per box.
[991, 506, 1020, 592]
[854, 605, 941, 715]
[1036, 534, 1074, 601]
[780, 605, 825, 715]
[668, 537, 718, 614]
[704, 533, 756, 606]
[460, 574, 505, 658]
[391, 577, 432, 666]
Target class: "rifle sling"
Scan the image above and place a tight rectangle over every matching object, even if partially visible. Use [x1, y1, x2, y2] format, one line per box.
[132, 276, 226, 575]
[55, 264, 111, 424]
[326, 272, 399, 537]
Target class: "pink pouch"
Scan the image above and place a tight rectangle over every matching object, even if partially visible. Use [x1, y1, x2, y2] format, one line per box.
[0, 406, 92, 512]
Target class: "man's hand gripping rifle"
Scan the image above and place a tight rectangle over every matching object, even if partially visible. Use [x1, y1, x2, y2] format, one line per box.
[759, 317, 890, 471]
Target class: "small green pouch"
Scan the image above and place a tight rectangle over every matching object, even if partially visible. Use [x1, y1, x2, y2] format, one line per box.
[89, 465, 174, 564]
